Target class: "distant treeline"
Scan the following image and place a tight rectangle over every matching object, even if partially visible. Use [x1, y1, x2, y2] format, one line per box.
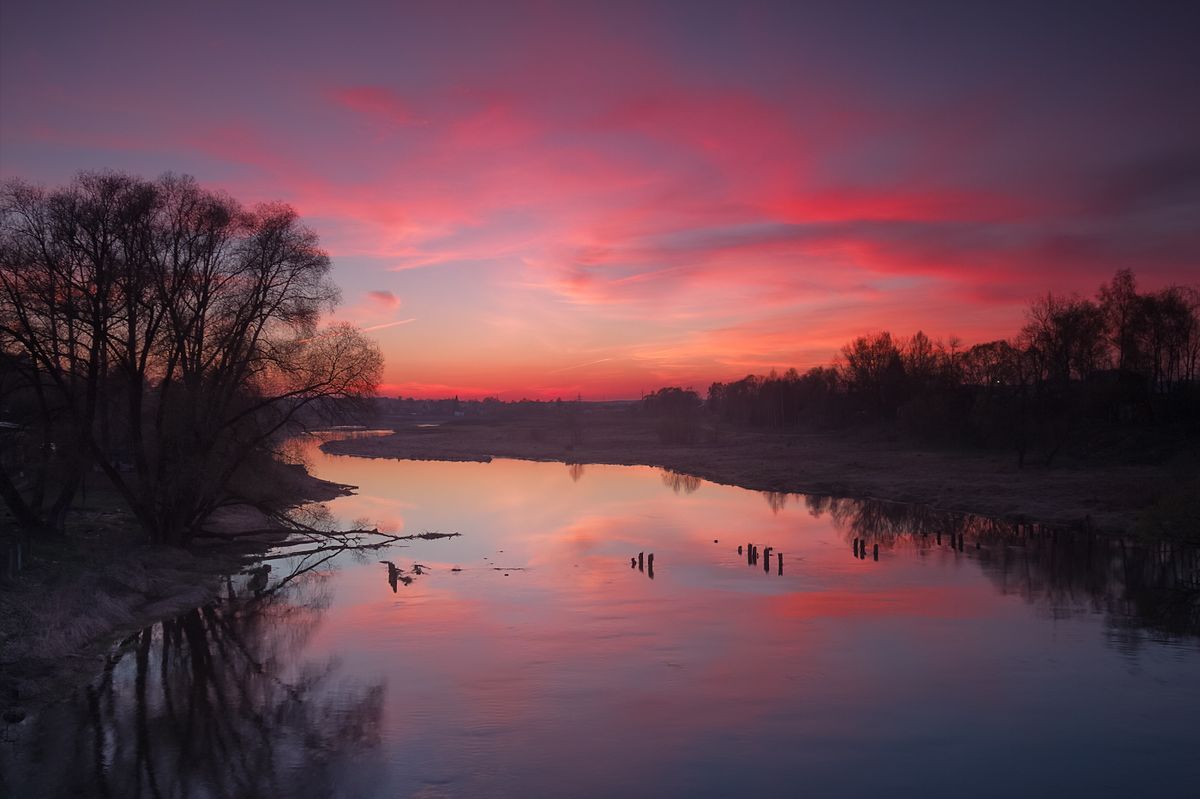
[651, 270, 1200, 462]
[372, 395, 633, 420]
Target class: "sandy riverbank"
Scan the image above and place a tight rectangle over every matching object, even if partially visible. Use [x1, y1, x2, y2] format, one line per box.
[321, 417, 1176, 534]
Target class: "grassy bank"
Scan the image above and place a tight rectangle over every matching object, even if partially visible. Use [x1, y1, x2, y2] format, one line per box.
[322, 416, 1185, 536]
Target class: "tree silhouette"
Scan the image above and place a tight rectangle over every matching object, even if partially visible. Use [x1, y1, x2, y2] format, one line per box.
[692, 269, 1197, 466]
[0, 172, 382, 543]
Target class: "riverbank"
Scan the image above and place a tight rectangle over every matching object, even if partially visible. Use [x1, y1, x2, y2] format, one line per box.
[0, 462, 352, 714]
[321, 417, 1188, 535]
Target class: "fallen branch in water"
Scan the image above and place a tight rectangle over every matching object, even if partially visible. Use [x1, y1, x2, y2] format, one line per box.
[194, 527, 381, 541]
[256, 540, 399, 562]
[411, 530, 461, 540]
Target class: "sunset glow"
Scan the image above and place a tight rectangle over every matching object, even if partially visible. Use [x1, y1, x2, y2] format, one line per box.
[2, 1, 1197, 397]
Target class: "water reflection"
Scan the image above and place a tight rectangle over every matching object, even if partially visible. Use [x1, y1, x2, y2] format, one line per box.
[762, 490, 790, 513]
[660, 468, 701, 494]
[8, 450, 1199, 798]
[804, 493, 1200, 643]
[5, 559, 384, 798]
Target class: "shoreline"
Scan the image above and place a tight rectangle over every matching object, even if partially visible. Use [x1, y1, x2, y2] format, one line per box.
[321, 418, 1174, 534]
[0, 463, 351, 715]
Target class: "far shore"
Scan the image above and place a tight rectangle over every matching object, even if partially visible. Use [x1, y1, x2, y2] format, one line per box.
[321, 416, 1175, 535]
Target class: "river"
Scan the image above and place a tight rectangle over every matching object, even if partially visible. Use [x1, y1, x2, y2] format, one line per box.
[4, 432, 1198, 797]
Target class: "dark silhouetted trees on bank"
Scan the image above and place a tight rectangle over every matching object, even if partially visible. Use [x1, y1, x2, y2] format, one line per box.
[704, 270, 1199, 464]
[642, 387, 703, 443]
[0, 172, 381, 545]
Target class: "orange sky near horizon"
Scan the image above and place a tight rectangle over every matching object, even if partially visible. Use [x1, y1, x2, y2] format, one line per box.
[2, 2, 1197, 399]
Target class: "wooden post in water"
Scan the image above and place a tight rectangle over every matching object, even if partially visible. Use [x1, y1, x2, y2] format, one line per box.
[873, 543, 879, 561]
[777, 552, 783, 575]
[638, 552, 644, 571]
[853, 538, 859, 556]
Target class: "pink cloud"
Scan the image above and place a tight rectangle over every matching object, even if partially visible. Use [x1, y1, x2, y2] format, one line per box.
[328, 85, 421, 127]
[366, 289, 400, 309]
[5, 4, 1196, 400]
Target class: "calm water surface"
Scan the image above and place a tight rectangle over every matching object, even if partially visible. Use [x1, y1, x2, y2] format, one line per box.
[5, 433, 1199, 797]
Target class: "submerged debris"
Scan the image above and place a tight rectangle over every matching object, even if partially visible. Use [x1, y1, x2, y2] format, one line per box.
[380, 560, 418, 592]
[740, 544, 787, 578]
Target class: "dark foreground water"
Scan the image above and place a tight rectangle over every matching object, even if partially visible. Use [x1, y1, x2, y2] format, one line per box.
[4, 433, 1199, 798]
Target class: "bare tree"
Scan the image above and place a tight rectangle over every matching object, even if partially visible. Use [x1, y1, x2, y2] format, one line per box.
[839, 331, 906, 418]
[0, 172, 382, 544]
[1020, 293, 1107, 385]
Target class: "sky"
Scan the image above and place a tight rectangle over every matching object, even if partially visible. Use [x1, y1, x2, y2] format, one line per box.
[2, 1, 1198, 398]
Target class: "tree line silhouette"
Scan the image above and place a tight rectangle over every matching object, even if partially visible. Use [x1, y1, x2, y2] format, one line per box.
[692, 270, 1199, 464]
[0, 171, 381, 545]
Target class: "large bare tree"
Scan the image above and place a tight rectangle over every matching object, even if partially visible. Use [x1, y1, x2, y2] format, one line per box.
[0, 172, 382, 544]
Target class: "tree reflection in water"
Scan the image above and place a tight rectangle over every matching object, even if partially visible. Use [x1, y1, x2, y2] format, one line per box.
[797, 492, 1200, 645]
[660, 469, 701, 495]
[761, 491, 790, 513]
[8, 557, 385, 798]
